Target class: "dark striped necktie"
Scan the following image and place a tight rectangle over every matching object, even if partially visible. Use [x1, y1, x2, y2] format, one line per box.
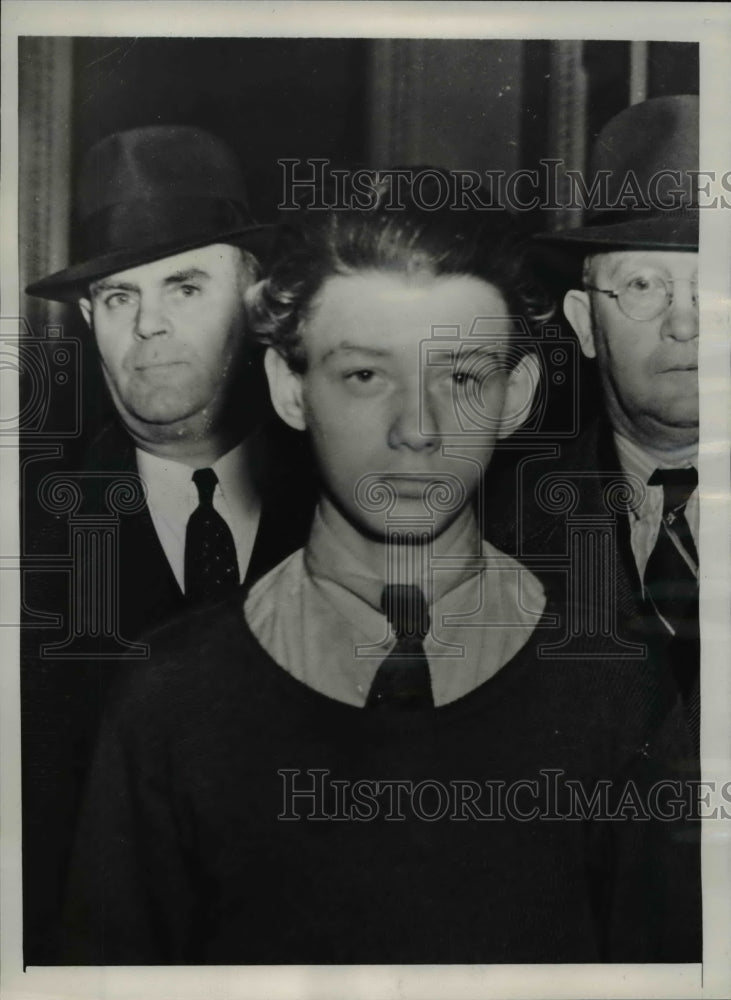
[643, 467, 698, 639]
[366, 584, 434, 709]
[184, 467, 239, 603]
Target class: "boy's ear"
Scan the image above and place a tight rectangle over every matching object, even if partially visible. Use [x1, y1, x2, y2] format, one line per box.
[78, 297, 92, 329]
[264, 347, 306, 432]
[498, 352, 541, 440]
[563, 289, 596, 359]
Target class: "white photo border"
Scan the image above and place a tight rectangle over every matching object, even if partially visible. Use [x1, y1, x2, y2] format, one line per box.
[2, 3, 729, 998]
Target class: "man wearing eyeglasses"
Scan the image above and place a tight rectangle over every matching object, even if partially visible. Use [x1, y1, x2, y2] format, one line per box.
[566, 251, 698, 458]
[492, 96, 701, 744]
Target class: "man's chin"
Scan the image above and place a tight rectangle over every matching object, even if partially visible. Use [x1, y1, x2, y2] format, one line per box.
[654, 410, 699, 431]
[119, 402, 215, 447]
[641, 391, 698, 429]
[640, 410, 699, 450]
[123, 387, 205, 423]
[130, 408, 200, 429]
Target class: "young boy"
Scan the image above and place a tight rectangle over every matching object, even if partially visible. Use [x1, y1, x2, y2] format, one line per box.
[61, 179, 699, 965]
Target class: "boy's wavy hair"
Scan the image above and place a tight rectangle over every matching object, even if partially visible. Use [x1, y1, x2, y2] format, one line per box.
[247, 170, 554, 373]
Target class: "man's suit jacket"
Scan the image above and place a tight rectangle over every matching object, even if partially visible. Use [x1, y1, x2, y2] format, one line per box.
[21, 417, 318, 965]
[80, 419, 317, 641]
[485, 419, 700, 735]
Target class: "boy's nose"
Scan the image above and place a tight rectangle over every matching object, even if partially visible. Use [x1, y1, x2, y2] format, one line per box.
[387, 384, 439, 452]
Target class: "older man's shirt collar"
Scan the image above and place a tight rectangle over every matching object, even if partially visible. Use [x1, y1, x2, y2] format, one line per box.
[613, 431, 699, 582]
[135, 440, 260, 591]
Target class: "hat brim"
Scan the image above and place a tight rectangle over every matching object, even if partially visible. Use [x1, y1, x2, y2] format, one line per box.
[26, 223, 274, 303]
[533, 209, 698, 253]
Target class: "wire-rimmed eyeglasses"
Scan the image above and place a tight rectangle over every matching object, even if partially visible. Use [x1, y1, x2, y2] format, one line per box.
[584, 275, 698, 322]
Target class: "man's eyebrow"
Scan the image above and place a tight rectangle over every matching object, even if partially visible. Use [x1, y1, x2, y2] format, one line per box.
[90, 279, 139, 296]
[320, 343, 392, 362]
[90, 267, 211, 297]
[457, 343, 504, 356]
[162, 267, 211, 285]
[427, 344, 503, 362]
[607, 256, 668, 279]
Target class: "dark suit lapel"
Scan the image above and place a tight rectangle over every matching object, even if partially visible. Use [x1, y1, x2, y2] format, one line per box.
[592, 423, 645, 620]
[84, 422, 184, 639]
[243, 468, 317, 589]
[513, 421, 646, 641]
[591, 423, 697, 687]
[116, 492, 185, 639]
[243, 421, 318, 590]
[86, 419, 318, 619]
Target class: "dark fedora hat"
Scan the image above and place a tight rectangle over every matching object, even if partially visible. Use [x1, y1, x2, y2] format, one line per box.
[26, 125, 271, 302]
[535, 95, 699, 252]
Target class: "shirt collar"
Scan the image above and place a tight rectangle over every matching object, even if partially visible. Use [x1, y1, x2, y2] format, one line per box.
[613, 432, 697, 523]
[613, 431, 697, 485]
[135, 439, 253, 503]
[213, 440, 258, 510]
[304, 505, 483, 612]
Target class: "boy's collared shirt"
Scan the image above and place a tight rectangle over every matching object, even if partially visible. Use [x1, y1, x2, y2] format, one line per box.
[245, 508, 546, 707]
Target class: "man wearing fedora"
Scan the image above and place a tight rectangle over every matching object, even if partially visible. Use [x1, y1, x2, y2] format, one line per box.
[490, 95, 701, 743]
[22, 125, 314, 962]
[26, 125, 313, 636]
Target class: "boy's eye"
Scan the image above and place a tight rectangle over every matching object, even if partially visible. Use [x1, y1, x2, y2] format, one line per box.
[175, 284, 201, 298]
[451, 368, 491, 388]
[449, 352, 503, 388]
[346, 369, 376, 383]
[341, 368, 386, 395]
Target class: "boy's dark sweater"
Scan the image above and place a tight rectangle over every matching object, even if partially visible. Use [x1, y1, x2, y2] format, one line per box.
[61, 590, 701, 966]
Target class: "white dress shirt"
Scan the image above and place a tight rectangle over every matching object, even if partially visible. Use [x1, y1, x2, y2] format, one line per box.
[613, 432, 699, 584]
[245, 507, 546, 708]
[136, 440, 261, 593]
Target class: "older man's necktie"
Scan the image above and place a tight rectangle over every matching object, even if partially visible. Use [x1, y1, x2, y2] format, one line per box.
[184, 468, 239, 602]
[366, 584, 433, 709]
[643, 467, 699, 637]
[643, 468, 699, 712]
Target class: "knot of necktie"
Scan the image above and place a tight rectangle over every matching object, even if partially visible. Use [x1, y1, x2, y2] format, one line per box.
[381, 584, 430, 641]
[647, 466, 698, 518]
[192, 467, 218, 506]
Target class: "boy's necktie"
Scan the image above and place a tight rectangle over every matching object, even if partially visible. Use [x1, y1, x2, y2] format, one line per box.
[366, 584, 433, 709]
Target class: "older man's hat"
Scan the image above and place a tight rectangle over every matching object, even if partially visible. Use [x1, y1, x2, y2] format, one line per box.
[535, 94, 699, 252]
[27, 125, 271, 302]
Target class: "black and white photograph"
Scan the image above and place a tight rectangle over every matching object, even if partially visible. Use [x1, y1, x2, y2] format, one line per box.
[2, 3, 730, 998]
